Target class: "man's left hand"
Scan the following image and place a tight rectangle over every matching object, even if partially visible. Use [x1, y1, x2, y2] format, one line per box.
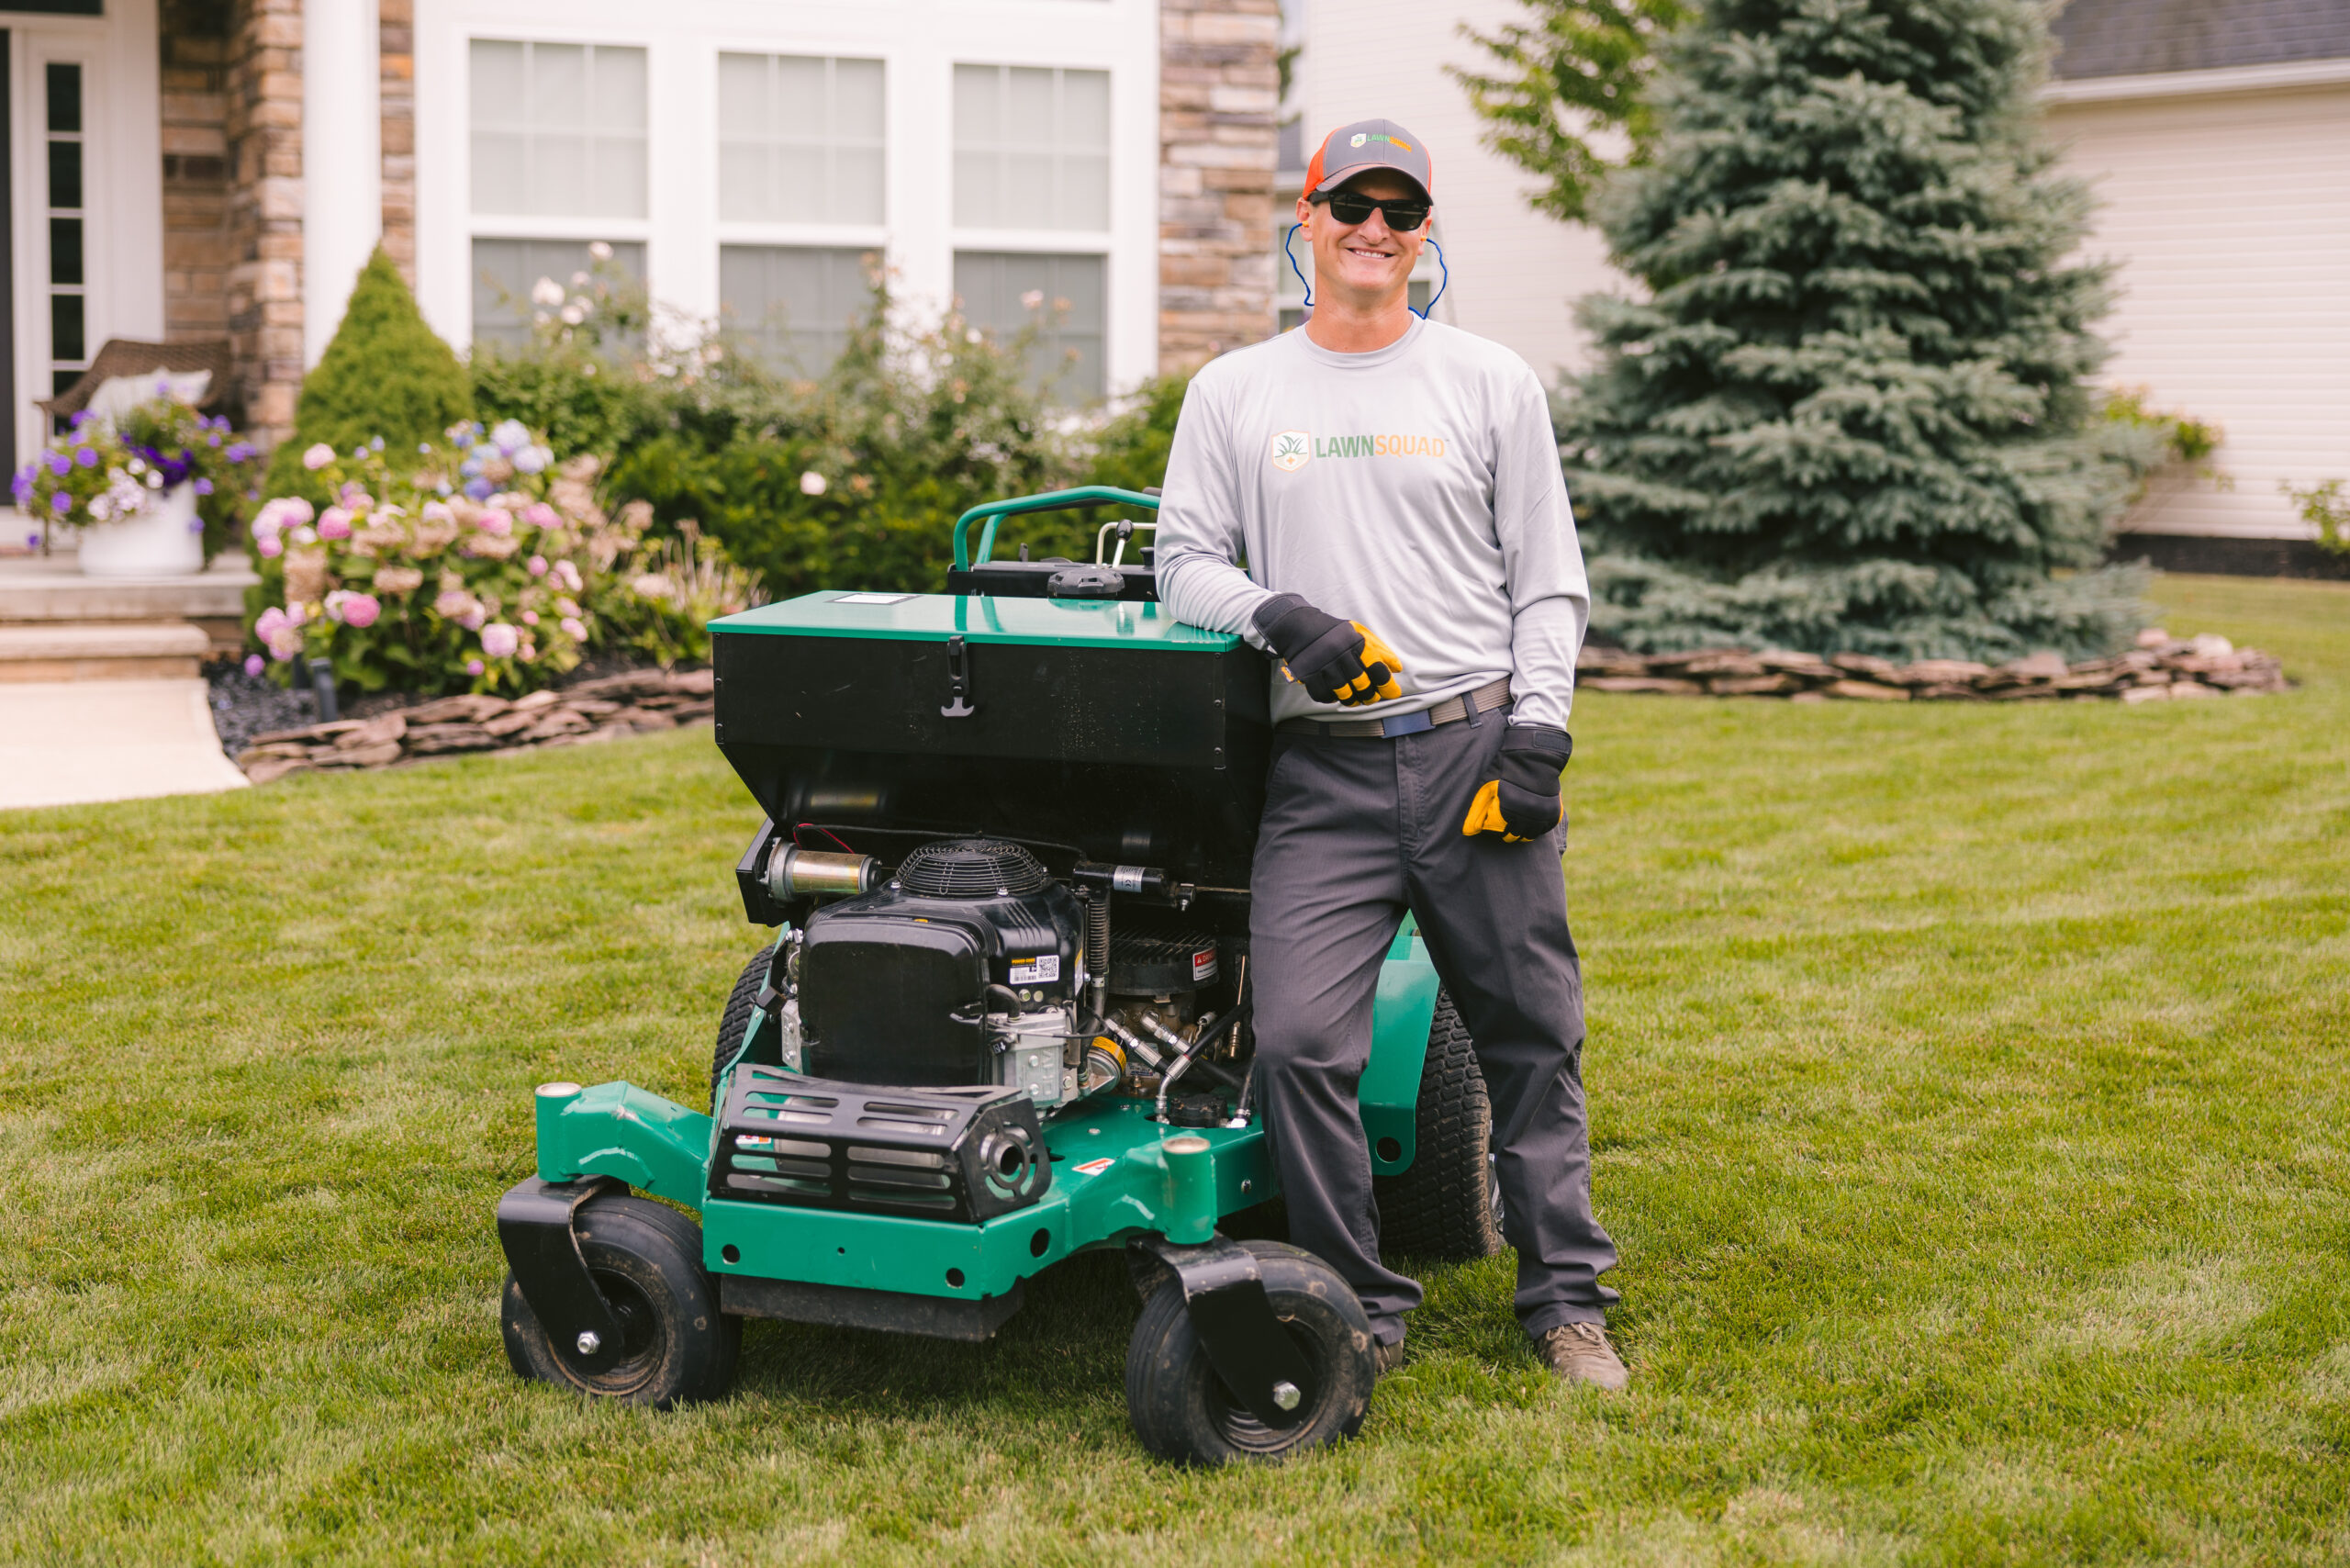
[1462, 725, 1572, 843]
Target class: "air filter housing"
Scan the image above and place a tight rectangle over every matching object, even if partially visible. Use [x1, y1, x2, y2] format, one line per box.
[896, 838, 1051, 899]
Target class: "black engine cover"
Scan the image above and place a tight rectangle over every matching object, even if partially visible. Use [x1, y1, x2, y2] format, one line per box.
[799, 841, 1082, 1088]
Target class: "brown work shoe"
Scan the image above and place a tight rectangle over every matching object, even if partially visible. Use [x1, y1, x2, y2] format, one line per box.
[1372, 1337, 1406, 1375]
[1534, 1322, 1628, 1391]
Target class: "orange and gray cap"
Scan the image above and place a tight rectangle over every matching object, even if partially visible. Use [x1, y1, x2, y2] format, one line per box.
[1304, 118, 1434, 203]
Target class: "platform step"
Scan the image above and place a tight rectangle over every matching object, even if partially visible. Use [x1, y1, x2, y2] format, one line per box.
[0, 620, 212, 681]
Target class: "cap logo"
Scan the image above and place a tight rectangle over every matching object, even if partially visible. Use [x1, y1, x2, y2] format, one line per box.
[1349, 133, 1366, 147]
[1270, 431, 1311, 473]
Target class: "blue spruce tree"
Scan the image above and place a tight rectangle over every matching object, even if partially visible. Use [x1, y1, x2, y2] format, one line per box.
[1561, 0, 2154, 660]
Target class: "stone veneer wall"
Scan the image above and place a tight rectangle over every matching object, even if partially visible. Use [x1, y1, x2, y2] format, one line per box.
[1158, 0, 1280, 375]
[222, 0, 304, 442]
[380, 0, 416, 286]
[159, 0, 232, 346]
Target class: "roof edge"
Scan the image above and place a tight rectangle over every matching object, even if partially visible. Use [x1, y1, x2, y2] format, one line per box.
[2042, 54, 2350, 103]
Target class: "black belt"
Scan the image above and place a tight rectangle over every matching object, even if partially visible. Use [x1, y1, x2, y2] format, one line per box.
[1277, 676, 1514, 739]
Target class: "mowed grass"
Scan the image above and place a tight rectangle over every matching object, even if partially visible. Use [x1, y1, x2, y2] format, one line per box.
[3, 573, 2346, 1566]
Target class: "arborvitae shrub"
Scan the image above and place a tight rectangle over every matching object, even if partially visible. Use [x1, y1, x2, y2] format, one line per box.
[1561, 0, 2159, 660]
[264, 249, 471, 502]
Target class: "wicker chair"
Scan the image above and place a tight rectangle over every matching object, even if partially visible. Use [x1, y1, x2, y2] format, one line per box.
[37, 338, 234, 420]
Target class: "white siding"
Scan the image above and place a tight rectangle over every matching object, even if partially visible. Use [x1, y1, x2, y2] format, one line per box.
[2049, 83, 2350, 539]
[1299, 0, 1624, 383]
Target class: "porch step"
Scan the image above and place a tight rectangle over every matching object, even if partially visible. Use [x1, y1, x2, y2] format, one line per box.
[0, 621, 212, 682]
[0, 550, 254, 656]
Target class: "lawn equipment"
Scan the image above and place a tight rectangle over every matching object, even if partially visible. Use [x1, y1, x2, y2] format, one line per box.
[495, 487, 1502, 1464]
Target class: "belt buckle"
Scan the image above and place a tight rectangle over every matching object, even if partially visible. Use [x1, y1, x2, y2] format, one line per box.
[1377, 708, 1435, 739]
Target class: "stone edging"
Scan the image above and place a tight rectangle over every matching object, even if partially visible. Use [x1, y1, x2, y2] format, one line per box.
[234, 668, 713, 783]
[1575, 631, 2287, 702]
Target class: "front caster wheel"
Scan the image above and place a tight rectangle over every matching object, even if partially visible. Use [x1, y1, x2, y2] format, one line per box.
[500, 1193, 740, 1408]
[1124, 1240, 1376, 1465]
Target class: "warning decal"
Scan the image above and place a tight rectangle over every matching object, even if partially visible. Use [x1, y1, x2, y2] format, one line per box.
[1072, 1157, 1115, 1176]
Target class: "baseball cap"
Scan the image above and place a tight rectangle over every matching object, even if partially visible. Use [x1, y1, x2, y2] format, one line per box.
[1304, 119, 1434, 203]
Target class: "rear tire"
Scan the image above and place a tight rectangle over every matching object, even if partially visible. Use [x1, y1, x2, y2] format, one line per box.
[500, 1193, 740, 1409]
[710, 942, 778, 1104]
[1373, 991, 1504, 1260]
[1124, 1240, 1376, 1466]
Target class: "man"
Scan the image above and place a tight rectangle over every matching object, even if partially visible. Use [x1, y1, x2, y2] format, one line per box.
[1154, 120, 1626, 1389]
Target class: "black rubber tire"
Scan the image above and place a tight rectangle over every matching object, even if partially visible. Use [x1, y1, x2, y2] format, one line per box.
[710, 942, 778, 1103]
[1124, 1240, 1377, 1466]
[1372, 991, 1505, 1260]
[500, 1193, 741, 1409]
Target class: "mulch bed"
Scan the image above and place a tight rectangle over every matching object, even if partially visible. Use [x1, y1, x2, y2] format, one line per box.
[229, 667, 714, 784]
[1575, 631, 2287, 702]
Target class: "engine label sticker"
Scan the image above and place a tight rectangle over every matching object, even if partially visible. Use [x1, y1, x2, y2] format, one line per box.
[1073, 1157, 1115, 1176]
[1011, 955, 1061, 984]
[1192, 948, 1219, 983]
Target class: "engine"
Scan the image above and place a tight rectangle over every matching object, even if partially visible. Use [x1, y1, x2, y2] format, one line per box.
[767, 836, 1240, 1117]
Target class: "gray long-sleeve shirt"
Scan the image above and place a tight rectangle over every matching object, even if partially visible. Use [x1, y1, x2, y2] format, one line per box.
[1154, 317, 1589, 732]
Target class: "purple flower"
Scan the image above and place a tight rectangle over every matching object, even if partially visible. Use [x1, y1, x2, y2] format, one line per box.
[194, 477, 214, 496]
[463, 477, 494, 500]
[257, 535, 283, 557]
[69, 410, 91, 429]
[243, 654, 264, 678]
[527, 554, 548, 577]
[318, 507, 352, 540]
[207, 432, 222, 448]
[75, 447, 98, 469]
[465, 658, 485, 677]
[225, 442, 254, 464]
[481, 622, 520, 659]
[47, 453, 69, 476]
[25, 532, 39, 548]
[51, 492, 70, 512]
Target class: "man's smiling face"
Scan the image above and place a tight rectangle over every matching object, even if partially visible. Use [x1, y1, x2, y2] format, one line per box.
[1301, 171, 1431, 311]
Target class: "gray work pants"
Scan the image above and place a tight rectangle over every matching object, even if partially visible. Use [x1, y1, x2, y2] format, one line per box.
[1248, 711, 1618, 1344]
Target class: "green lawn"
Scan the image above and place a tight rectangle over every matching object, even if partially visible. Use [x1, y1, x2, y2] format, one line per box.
[4, 574, 2346, 1565]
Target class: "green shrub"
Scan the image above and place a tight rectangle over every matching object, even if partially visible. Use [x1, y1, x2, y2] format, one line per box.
[1085, 374, 1190, 494]
[603, 277, 1081, 594]
[2283, 478, 2350, 555]
[264, 249, 470, 504]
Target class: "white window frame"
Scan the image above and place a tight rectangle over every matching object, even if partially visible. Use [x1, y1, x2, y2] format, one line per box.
[6, 0, 162, 476]
[412, 0, 1159, 394]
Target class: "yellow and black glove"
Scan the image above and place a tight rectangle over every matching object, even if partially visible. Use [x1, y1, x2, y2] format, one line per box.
[1462, 725, 1573, 843]
[1253, 594, 1404, 708]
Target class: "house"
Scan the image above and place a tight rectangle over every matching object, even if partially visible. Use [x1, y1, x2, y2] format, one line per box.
[2044, 0, 2350, 573]
[0, 0, 1281, 494]
[1286, 0, 2350, 572]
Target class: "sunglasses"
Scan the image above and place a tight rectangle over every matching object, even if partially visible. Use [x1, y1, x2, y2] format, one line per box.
[1312, 190, 1430, 231]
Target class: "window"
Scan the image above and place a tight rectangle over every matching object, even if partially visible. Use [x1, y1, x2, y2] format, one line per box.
[471, 238, 644, 349]
[953, 252, 1104, 400]
[952, 65, 1108, 231]
[719, 54, 883, 227]
[46, 62, 86, 398]
[470, 40, 647, 219]
[721, 246, 871, 375]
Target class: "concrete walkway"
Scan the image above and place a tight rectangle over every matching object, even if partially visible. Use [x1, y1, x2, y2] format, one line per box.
[0, 678, 250, 811]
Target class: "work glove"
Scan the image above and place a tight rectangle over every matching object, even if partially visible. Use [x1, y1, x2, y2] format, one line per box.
[1253, 593, 1404, 708]
[1461, 724, 1573, 843]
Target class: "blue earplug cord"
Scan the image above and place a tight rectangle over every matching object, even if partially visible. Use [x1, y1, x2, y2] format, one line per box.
[1282, 227, 1448, 319]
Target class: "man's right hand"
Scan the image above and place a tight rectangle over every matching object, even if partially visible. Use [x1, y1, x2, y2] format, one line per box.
[1253, 594, 1405, 707]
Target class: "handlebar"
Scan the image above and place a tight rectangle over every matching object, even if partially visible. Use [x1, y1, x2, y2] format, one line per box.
[951, 486, 1162, 570]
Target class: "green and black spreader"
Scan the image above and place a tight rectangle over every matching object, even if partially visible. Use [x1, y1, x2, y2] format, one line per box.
[495, 487, 1502, 1465]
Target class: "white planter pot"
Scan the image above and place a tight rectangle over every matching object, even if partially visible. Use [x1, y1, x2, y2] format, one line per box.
[76, 482, 204, 578]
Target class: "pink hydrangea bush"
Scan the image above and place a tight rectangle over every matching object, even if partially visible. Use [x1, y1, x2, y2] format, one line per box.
[242, 421, 654, 696]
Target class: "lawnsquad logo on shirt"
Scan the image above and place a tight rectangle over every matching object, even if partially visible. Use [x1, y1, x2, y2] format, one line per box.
[1270, 431, 1312, 473]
